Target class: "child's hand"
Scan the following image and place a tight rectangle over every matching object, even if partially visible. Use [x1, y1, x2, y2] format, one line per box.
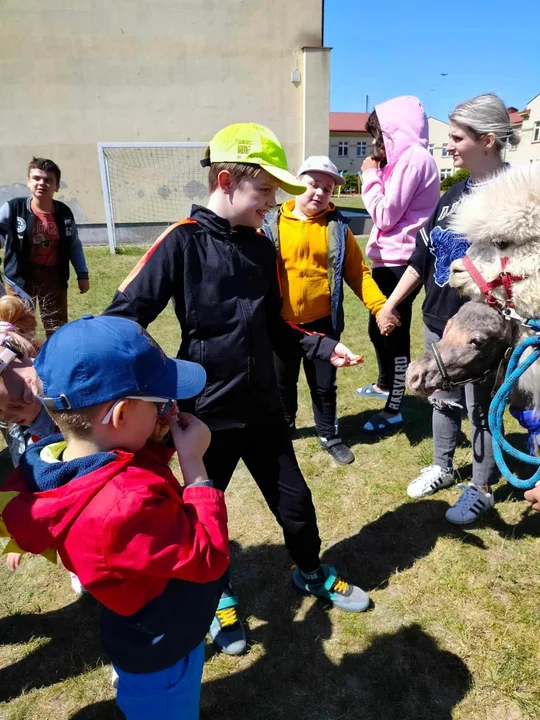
[330, 343, 364, 368]
[6, 552, 22, 571]
[78, 279, 90, 294]
[169, 413, 211, 486]
[361, 157, 379, 172]
[377, 305, 402, 336]
[149, 403, 179, 442]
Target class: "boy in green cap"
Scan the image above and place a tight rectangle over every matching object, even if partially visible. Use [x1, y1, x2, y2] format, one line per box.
[105, 123, 370, 656]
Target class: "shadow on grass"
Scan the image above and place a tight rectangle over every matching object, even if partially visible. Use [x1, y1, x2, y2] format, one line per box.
[322, 499, 486, 592]
[69, 702, 123, 719]
[0, 593, 105, 704]
[295, 394, 434, 449]
[202, 540, 472, 720]
[69, 540, 473, 719]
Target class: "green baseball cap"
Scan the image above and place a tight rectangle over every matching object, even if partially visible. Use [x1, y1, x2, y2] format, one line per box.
[205, 123, 307, 195]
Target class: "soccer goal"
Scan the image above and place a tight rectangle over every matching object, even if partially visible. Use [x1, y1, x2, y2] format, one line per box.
[97, 142, 209, 253]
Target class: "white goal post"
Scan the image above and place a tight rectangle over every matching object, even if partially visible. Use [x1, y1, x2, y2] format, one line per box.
[97, 142, 209, 254]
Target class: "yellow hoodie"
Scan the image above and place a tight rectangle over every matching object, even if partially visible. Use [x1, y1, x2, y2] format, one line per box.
[277, 200, 386, 325]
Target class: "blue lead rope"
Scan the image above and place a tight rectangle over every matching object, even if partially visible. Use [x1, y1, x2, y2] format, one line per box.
[488, 318, 540, 489]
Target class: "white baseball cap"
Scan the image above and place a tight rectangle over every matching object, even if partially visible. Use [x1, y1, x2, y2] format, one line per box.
[297, 156, 345, 186]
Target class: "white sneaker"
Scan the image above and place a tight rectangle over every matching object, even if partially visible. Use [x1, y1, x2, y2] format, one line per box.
[111, 667, 119, 689]
[69, 572, 88, 595]
[445, 484, 494, 525]
[407, 465, 454, 499]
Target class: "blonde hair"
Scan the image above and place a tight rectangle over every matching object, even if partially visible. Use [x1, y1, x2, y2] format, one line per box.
[0, 294, 40, 357]
[449, 94, 520, 154]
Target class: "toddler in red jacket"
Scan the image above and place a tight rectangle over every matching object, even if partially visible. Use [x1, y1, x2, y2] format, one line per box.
[0, 314, 229, 720]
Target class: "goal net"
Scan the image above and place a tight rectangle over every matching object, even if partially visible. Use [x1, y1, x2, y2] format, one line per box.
[98, 142, 209, 253]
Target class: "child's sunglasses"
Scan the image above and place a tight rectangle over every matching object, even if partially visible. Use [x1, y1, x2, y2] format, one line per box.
[102, 396, 173, 425]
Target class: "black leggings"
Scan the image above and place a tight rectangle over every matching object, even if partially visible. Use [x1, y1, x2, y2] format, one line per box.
[368, 265, 420, 415]
[203, 415, 321, 572]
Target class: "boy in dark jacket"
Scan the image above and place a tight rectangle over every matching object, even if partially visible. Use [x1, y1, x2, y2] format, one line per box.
[105, 123, 371, 656]
[0, 157, 90, 336]
[0, 315, 229, 719]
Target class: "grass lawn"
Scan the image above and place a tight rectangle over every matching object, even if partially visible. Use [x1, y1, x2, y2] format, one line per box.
[1, 244, 539, 720]
[332, 195, 366, 212]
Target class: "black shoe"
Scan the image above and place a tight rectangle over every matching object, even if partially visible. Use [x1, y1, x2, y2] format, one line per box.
[319, 437, 355, 465]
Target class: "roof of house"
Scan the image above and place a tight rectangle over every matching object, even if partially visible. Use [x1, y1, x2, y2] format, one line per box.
[508, 109, 524, 125]
[330, 112, 370, 133]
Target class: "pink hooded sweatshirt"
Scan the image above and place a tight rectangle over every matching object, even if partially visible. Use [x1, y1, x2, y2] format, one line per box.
[362, 96, 440, 267]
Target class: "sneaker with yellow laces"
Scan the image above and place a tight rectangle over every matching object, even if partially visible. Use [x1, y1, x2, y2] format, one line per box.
[293, 564, 370, 612]
[209, 585, 247, 655]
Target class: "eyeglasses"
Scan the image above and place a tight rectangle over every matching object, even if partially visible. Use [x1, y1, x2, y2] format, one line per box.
[101, 396, 173, 425]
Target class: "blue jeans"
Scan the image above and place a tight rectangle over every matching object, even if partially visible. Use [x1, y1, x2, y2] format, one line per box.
[113, 641, 205, 719]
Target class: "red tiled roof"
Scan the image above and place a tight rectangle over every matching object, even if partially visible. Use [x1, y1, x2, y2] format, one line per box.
[508, 110, 523, 125]
[330, 112, 370, 133]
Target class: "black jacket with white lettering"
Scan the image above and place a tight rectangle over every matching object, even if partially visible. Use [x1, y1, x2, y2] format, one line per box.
[104, 205, 338, 431]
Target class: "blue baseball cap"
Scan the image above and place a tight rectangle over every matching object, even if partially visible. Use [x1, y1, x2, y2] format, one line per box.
[35, 315, 206, 411]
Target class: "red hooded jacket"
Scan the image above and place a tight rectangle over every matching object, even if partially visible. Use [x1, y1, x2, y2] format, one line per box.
[2, 440, 229, 617]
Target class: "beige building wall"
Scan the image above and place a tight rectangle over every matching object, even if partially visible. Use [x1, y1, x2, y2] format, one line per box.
[0, 0, 327, 224]
[302, 48, 331, 160]
[329, 132, 371, 174]
[427, 117, 454, 180]
[505, 94, 540, 166]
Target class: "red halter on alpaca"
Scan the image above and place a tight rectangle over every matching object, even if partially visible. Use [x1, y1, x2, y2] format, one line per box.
[461, 255, 526, 311]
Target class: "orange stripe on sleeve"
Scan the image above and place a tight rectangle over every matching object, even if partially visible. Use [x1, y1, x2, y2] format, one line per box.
[118, 219, 197, 293]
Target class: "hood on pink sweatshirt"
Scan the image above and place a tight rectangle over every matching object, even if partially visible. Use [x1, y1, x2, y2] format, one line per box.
[377, 95, 429, 165]
[362, 96, 440, 267]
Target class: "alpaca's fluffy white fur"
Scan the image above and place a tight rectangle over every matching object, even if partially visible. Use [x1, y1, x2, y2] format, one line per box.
[449, 164, 540, 247]
[449, 164, 540, 316]
[448, 163, 540, 410]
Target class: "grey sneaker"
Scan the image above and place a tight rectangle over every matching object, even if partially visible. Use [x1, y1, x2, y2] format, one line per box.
[407, 465, 454, 499]
[209, 585, 247, 655]
[293, 564, 370, 612]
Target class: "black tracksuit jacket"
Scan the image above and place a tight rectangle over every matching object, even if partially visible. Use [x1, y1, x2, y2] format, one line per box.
[104, 205, 338, 431]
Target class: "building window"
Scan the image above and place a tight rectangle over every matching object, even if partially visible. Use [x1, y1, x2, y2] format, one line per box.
[533, 122, 540, 142]
[441, 147, 449, 157]
[338, 141, 349, 157]
[356, 141, 367, 157]
[428, 144, 434, 155]
[440, 169, 453, 180]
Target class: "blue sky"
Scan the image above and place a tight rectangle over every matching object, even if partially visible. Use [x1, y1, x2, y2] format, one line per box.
[324, 0, 540, 120]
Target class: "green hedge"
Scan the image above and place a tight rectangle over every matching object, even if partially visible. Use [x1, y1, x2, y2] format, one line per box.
[440, 168, 470, 191]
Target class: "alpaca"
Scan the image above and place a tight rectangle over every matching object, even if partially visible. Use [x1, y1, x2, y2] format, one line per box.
[449, 163, 540, 319]
[446, 163, 540, 412]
